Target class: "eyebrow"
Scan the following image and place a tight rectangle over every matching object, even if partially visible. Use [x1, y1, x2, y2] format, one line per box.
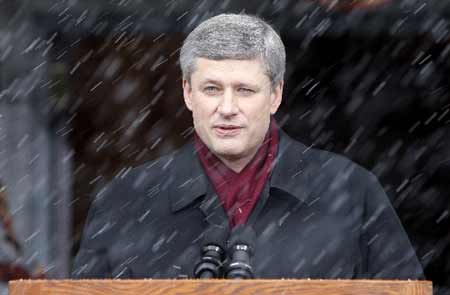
[201, 79, 259, 89]
[200, 79, 222, 86]
[235, 82, 259, 89]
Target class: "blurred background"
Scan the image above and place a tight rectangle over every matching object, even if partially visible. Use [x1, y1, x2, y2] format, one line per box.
[0, 0, 449, 294]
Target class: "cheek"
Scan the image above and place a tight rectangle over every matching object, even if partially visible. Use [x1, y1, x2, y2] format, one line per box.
[193, 95, 218, 114]
[243, 98, 271, 118]
[191, 99, 217, 124]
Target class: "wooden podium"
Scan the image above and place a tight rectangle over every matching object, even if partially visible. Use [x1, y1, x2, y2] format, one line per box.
[10, 279, 432, 295]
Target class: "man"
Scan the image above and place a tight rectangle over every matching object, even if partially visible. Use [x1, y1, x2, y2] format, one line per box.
[72, 13, 424, 279]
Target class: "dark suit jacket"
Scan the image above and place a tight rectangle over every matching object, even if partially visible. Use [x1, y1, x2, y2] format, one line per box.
[72, 129, 424, 279]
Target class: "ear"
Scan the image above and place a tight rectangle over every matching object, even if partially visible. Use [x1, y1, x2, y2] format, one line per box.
[182, 79, 193, 111]
[270, 80, 283, 115]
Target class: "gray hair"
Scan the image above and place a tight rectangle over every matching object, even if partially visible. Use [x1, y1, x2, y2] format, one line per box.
[179, 13, 286, 89]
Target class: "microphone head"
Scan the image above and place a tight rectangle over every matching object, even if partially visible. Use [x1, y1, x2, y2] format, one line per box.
[225, 225, 256, 279]
[228, 225, 256, 254]
[202, 223, 230, 249]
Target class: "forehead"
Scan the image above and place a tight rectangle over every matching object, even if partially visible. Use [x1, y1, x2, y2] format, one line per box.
[191, 58, 270, 85]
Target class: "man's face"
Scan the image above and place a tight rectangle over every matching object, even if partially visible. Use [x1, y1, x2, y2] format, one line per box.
[182, 58, 283, 162]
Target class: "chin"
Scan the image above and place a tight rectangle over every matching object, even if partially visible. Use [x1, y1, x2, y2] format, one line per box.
[212, 145, 244, 159]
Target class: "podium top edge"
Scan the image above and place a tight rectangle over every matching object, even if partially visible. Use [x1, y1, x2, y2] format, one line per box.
[9, 279, 432, 283]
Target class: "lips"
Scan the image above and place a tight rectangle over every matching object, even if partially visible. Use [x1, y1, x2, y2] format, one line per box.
[213, 124, 242, 137]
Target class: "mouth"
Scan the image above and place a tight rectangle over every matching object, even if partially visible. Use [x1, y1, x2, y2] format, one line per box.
[213, 125, 242, 137]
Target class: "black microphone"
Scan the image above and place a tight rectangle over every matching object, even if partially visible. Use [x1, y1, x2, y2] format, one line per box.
[226, 225, 256, 279]
[194, 224, 229, 279]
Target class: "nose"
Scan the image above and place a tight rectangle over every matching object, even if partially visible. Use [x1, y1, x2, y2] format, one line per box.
[217, 89, 239, 117]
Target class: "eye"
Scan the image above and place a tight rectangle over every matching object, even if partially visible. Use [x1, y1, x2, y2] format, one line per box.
[203, 86, 220, 95]
[237, 88, 255, 95]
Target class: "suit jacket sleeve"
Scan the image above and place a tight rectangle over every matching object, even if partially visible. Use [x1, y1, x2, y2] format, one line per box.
[360, 173, 424, 279]
[71, 185, 114, 279]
